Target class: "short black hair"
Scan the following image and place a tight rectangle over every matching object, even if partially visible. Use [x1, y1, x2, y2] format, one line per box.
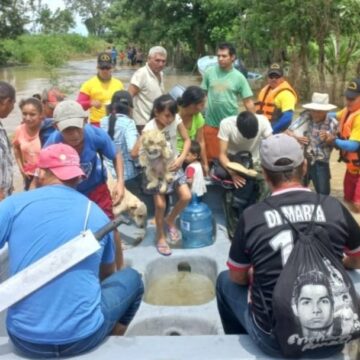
[150, 94, 178, 120]
[236, 111, 258, 139]
[0, 81, 15, 102]
[217, 42, 236, 57]
[177, 86, 206, 107]
[189, 140, 201, 159]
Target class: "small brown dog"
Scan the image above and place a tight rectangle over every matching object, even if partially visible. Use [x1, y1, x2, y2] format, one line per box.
[139, 129, 173, 193]
[107, 176, 147, 228]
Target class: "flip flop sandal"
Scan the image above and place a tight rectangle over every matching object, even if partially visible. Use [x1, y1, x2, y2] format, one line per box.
[166, 225, 181, 245]
[156, 243, 172, 256]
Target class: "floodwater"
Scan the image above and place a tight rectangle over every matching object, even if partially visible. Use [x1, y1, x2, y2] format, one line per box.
[144, 271, 215, 306]
[0, 58, 202, 134]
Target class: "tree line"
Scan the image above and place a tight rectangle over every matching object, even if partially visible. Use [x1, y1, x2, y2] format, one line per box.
[1, 0, 360, 102]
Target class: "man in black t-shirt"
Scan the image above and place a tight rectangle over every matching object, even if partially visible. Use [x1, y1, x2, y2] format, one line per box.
[216, 133, 360, 358]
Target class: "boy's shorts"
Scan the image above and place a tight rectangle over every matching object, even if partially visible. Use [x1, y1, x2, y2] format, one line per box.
[203, 125, 220, 163]
[88, 182, 114, 220]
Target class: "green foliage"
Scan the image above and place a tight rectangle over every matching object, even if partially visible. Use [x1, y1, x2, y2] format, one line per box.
[1, 34, 107, 67]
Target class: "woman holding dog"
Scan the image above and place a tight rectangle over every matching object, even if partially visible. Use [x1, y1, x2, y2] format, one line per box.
[176, 86, 209, 176]
[132, 94, 191, 256]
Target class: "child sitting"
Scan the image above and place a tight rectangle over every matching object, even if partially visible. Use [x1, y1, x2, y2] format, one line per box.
[185, 140, 207, 199]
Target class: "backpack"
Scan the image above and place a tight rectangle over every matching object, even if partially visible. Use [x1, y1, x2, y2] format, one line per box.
[262, 196, 360, 358]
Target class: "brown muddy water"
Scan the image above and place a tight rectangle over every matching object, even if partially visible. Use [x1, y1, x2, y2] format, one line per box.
[0, 59, 359, 223]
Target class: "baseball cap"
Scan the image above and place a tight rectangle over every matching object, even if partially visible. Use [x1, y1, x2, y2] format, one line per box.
[267, 63, 284, 77]
[260, 134, 304, 172]
[110, 90, 133, 108]
[97, 52, 112, 68]
[37, 143, 85, 181]
[344, 78, 360, 100]
[53, 100, 86, 132]
[42, 87, 65, 109]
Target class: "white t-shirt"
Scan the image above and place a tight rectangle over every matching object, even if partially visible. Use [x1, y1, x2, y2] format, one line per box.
[143, 115, 182, 158]
[218, 114, 272, 166]
[130, 64, 165, 126]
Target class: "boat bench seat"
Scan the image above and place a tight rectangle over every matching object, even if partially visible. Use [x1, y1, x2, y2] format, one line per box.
[0, 335, 357, 359]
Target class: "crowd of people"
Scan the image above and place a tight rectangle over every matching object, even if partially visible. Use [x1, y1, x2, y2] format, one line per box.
[0, 41, 360, 358]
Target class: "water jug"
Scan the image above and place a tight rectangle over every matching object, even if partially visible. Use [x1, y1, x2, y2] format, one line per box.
[180, 194, 215, 248]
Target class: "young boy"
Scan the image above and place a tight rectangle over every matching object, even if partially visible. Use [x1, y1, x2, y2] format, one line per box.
[185, 140, 207, 198]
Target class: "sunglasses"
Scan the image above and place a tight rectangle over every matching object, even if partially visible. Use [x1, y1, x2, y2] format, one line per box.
[268, 74, 281, 79]
[99, 65, 112, 70]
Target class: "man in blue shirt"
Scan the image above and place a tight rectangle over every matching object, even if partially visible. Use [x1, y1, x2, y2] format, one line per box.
[46, 100, 125, 268]
[0, 143, 143, 358]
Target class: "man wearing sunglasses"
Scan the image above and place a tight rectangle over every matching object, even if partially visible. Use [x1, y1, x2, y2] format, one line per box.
[322, 78, 360, 213]
[256, 63, 297, 134]
[77, 52, 124, 127]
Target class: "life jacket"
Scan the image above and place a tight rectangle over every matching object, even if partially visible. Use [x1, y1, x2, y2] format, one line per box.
[339, 108, 360, 172]
[256, 81, 297, 121]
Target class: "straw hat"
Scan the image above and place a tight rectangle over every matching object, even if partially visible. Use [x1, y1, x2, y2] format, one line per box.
[302, 92, 337, 111]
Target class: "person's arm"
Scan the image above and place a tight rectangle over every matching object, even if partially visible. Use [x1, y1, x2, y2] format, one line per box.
[272, 110, 294, 134]
[227, 216, 251, 285]
[128, 84, 140, 97]
[195, 126, 209, 176]
[218, 139, 246, 188]
[112, 152, 125, 206]
[170, 122, 190, 171]
[131, 136, 142, 159]
[243, 97, 256, 113]
[12, 142, 26, 178]
[343, 256, 360, 270]
[100, 262, 116, 280]
[334, 138, 360, 152]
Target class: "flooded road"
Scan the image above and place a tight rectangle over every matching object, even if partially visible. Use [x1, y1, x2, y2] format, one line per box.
[1, 58, 202, 134]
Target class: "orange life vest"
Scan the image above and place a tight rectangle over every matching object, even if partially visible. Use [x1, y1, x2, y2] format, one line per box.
[339, 108, 360, 172]
[256, 81, 297, 121]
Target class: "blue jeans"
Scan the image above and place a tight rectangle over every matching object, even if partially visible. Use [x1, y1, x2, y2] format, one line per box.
[305, 160, 331, 195]
[216, 271, 343, 358]
[9, 268, 144, 358]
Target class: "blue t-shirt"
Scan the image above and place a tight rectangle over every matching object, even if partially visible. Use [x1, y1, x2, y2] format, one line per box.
[0, 185, 114, 344]
[45, 124, 116, 195]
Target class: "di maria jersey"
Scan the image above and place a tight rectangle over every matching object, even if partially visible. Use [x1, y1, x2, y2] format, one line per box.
[227, 188, 360, 333]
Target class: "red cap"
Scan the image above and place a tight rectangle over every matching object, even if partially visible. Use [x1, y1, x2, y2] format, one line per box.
[37, 144, 84, 181]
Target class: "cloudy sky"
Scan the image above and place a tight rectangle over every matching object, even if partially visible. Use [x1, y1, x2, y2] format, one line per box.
[42, 0, 88, 35]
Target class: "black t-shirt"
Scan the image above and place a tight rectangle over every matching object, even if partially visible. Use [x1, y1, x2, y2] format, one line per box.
[228, 188, 360, 333]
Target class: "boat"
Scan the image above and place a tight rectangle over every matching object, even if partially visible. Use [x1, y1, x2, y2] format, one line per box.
[196, 55, 263, 81]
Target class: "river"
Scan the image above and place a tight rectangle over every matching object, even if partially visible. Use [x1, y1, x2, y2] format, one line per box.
[0, 58, 202, 134]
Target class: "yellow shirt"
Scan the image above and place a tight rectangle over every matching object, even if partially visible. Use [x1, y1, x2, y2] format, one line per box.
[337, 109, 360, 141]
[80, 76, 124, 124]
[274, 90, 296, 112]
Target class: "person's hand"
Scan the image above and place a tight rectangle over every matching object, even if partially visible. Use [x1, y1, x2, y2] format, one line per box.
[0, 189, 5, 201]
[202, 164, 209, 177]
[320, 131, 336, 145]
[295, 135, 309, 146]
[169, 158, 182, 172]
[91, 99, 102, 109]
[112, 181, 124, 206]
[229, 170, 246, 188]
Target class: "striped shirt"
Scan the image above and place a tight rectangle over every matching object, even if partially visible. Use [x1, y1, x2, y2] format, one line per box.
[0, 122, 13, 197]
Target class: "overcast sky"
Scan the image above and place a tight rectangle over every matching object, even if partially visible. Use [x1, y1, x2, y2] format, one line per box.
[42, 0, 88, 35]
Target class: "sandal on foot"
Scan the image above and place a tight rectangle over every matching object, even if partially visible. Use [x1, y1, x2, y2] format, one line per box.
[166, 225, 181, 244]
[156, 243, 172, 256]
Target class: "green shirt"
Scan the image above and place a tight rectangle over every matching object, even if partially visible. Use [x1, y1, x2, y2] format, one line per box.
[201, 65, 253, 128]
[176, 112, 205, 153]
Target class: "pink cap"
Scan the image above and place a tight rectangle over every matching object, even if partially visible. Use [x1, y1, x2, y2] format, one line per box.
[37, 143, 85, 181]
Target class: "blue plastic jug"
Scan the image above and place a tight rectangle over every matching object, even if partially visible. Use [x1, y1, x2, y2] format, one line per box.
[180, 194, 215, 248]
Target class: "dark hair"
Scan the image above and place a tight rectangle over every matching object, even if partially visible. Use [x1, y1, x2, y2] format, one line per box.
[263, 159, 304, 187]
[150, 94, 177, 120]
[32, 93, 42, 101]
[177, 86, 206, 107]
[292, 270, 333, 306]
[217, 42, 236, 57]
[19, 97, 43, 114]
[107, 90, 133, 140]
[236, 111, 258, 139]
[0, 81, 15, 102]
[189, 140, 201, 160]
